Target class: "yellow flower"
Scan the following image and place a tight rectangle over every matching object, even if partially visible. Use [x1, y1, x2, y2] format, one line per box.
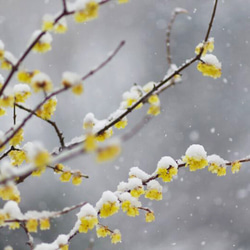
[96, 142, 121, 163]
[130, 187, 144, 198]
[121, 200, 139, 217]
[231, 161, 242, 174]
[145, 211, 155, 223]
[0, 211, 7, 225]
[17, 70, 40, 84]
[60, 171, 72, 182]
[99, 201, 120, 218]
[9, 128, 24, 146]
[31, 72, 53, 93]
[14, 84, 31, 103]
[79, 216, 98, 233]
[74, 1, 99, 23]
[60, 245, 68, 250]
[9, 222, 20, 230]
[111, 229, 122, 244]
[26, 219, 38, 233]
[96, 225, 111, 238]
[0, 95, 14, 108]
[36, 97, 57, 120]
[148, 95, 160, 105]
[0, 107, 6, 116]
[1, 51, 17, 70]
[118, 0, 129, 3]
[0, 184, 21, 203]
[54, 163, 64, 173]
[40, 218, 50, 230]
[72, 84, 84, 95]
[147, 105, 160, 116]
[195, 37, 214, 56]
[33, 150, 50, 168]
[207, 154, 226, 176]
[9, 150, 27, 166]
[145, 180, 162, 201]
[114, 118, 127, 129]
[145, 189, 162, 201]
[182, 144, 208, 171]
[72, 172, 82, 185]
[197, 54, 221, 79]
[96, 128, 113, 142]
[157, 167, 178, 182]
[42, 14, 54, 31]
[31, 31, 53, 53]
[32, 166, 46, 177]
[84, 133, 97, 152]
[54, 18, 68, 34]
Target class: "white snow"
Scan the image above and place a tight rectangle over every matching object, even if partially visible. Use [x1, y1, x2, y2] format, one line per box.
[157, 156, 178, 169]
[30, 30, 53, 44]
[207, 154, 226, 167]
[146, 180, 162, 192]
[3, 51, 17, 65]
[95, 190, 119, 211]
[184, 144, 207, 159]
[77, 203, 97, 218]
[13, 83, 30, 94]
[201, 54, 221, 69]
[129, 166, 150, 181]
[62, 71, 82, 86]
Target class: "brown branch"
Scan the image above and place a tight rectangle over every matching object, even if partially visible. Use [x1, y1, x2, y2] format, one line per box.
[0, 40, 125, 150]
[0, 0, 113, 97]
[166, 8, 188, 66]
[15, 103, 65, 149]
[20, 223, 34, 250]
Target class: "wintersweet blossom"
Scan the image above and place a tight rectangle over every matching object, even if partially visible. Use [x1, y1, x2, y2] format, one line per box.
[31, 72, 53, 92]
[111, 229, 122, 244]
[54, 17, 68, 34]
[74, 0, 99, 23]
[96, 191, 120, 218]
[42, 14, 54, 31]
[17, 69, 40, 84]
[77, 203, 98, 233]
[36, 97, 57, 120]
[9, 150, 27, 166]
[84, 133, 97, 152]
[96, 140, 121, 163]
[195, 37, 214, 56]
[182, 144, 208, 171]
[26, 219, 38, 232]
[40, 218, 51, 230]
[96, 224, 111, 238]
[145, 211, 155, 222]
[144, 180, 163, 201]
[9, 128, 24, 146]
[13, 84, 31, 103]
[0, 183, 21, 203]
[72, 171, 83, 185]
[1, 51, 17, 70]
[120, 192, 141, 217]
[207, 154, 227, 176]
[156, 156, 178, 182]
[231, 161, 242, 174]
[60, 171, 72, 182]
[31, 30, 53, 53]
[197, 54, 222, 79]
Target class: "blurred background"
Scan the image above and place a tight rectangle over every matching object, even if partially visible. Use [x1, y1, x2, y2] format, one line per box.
[1, 0, 250, 249]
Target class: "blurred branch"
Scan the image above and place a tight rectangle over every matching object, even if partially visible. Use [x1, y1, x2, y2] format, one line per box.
[166, 8, 188, 66]
[0, 0, 113, 97]
[20, 223, 34, 250]
[0, 41, 125, 150]
[16, 103, 65, 149]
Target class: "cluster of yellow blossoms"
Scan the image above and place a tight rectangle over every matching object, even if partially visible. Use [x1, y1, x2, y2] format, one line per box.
[195, 37, 222, 79]
[182, 144, 242, 176]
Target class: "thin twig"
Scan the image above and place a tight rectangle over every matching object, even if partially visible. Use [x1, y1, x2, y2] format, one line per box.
[166, 8, 188, 66]
[20, 223, 34, 250]
[15, 103, 65, 149]
[0, 41, 125, 150]
[121, 115, 153, 142]
[0, 0, 113, 97]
